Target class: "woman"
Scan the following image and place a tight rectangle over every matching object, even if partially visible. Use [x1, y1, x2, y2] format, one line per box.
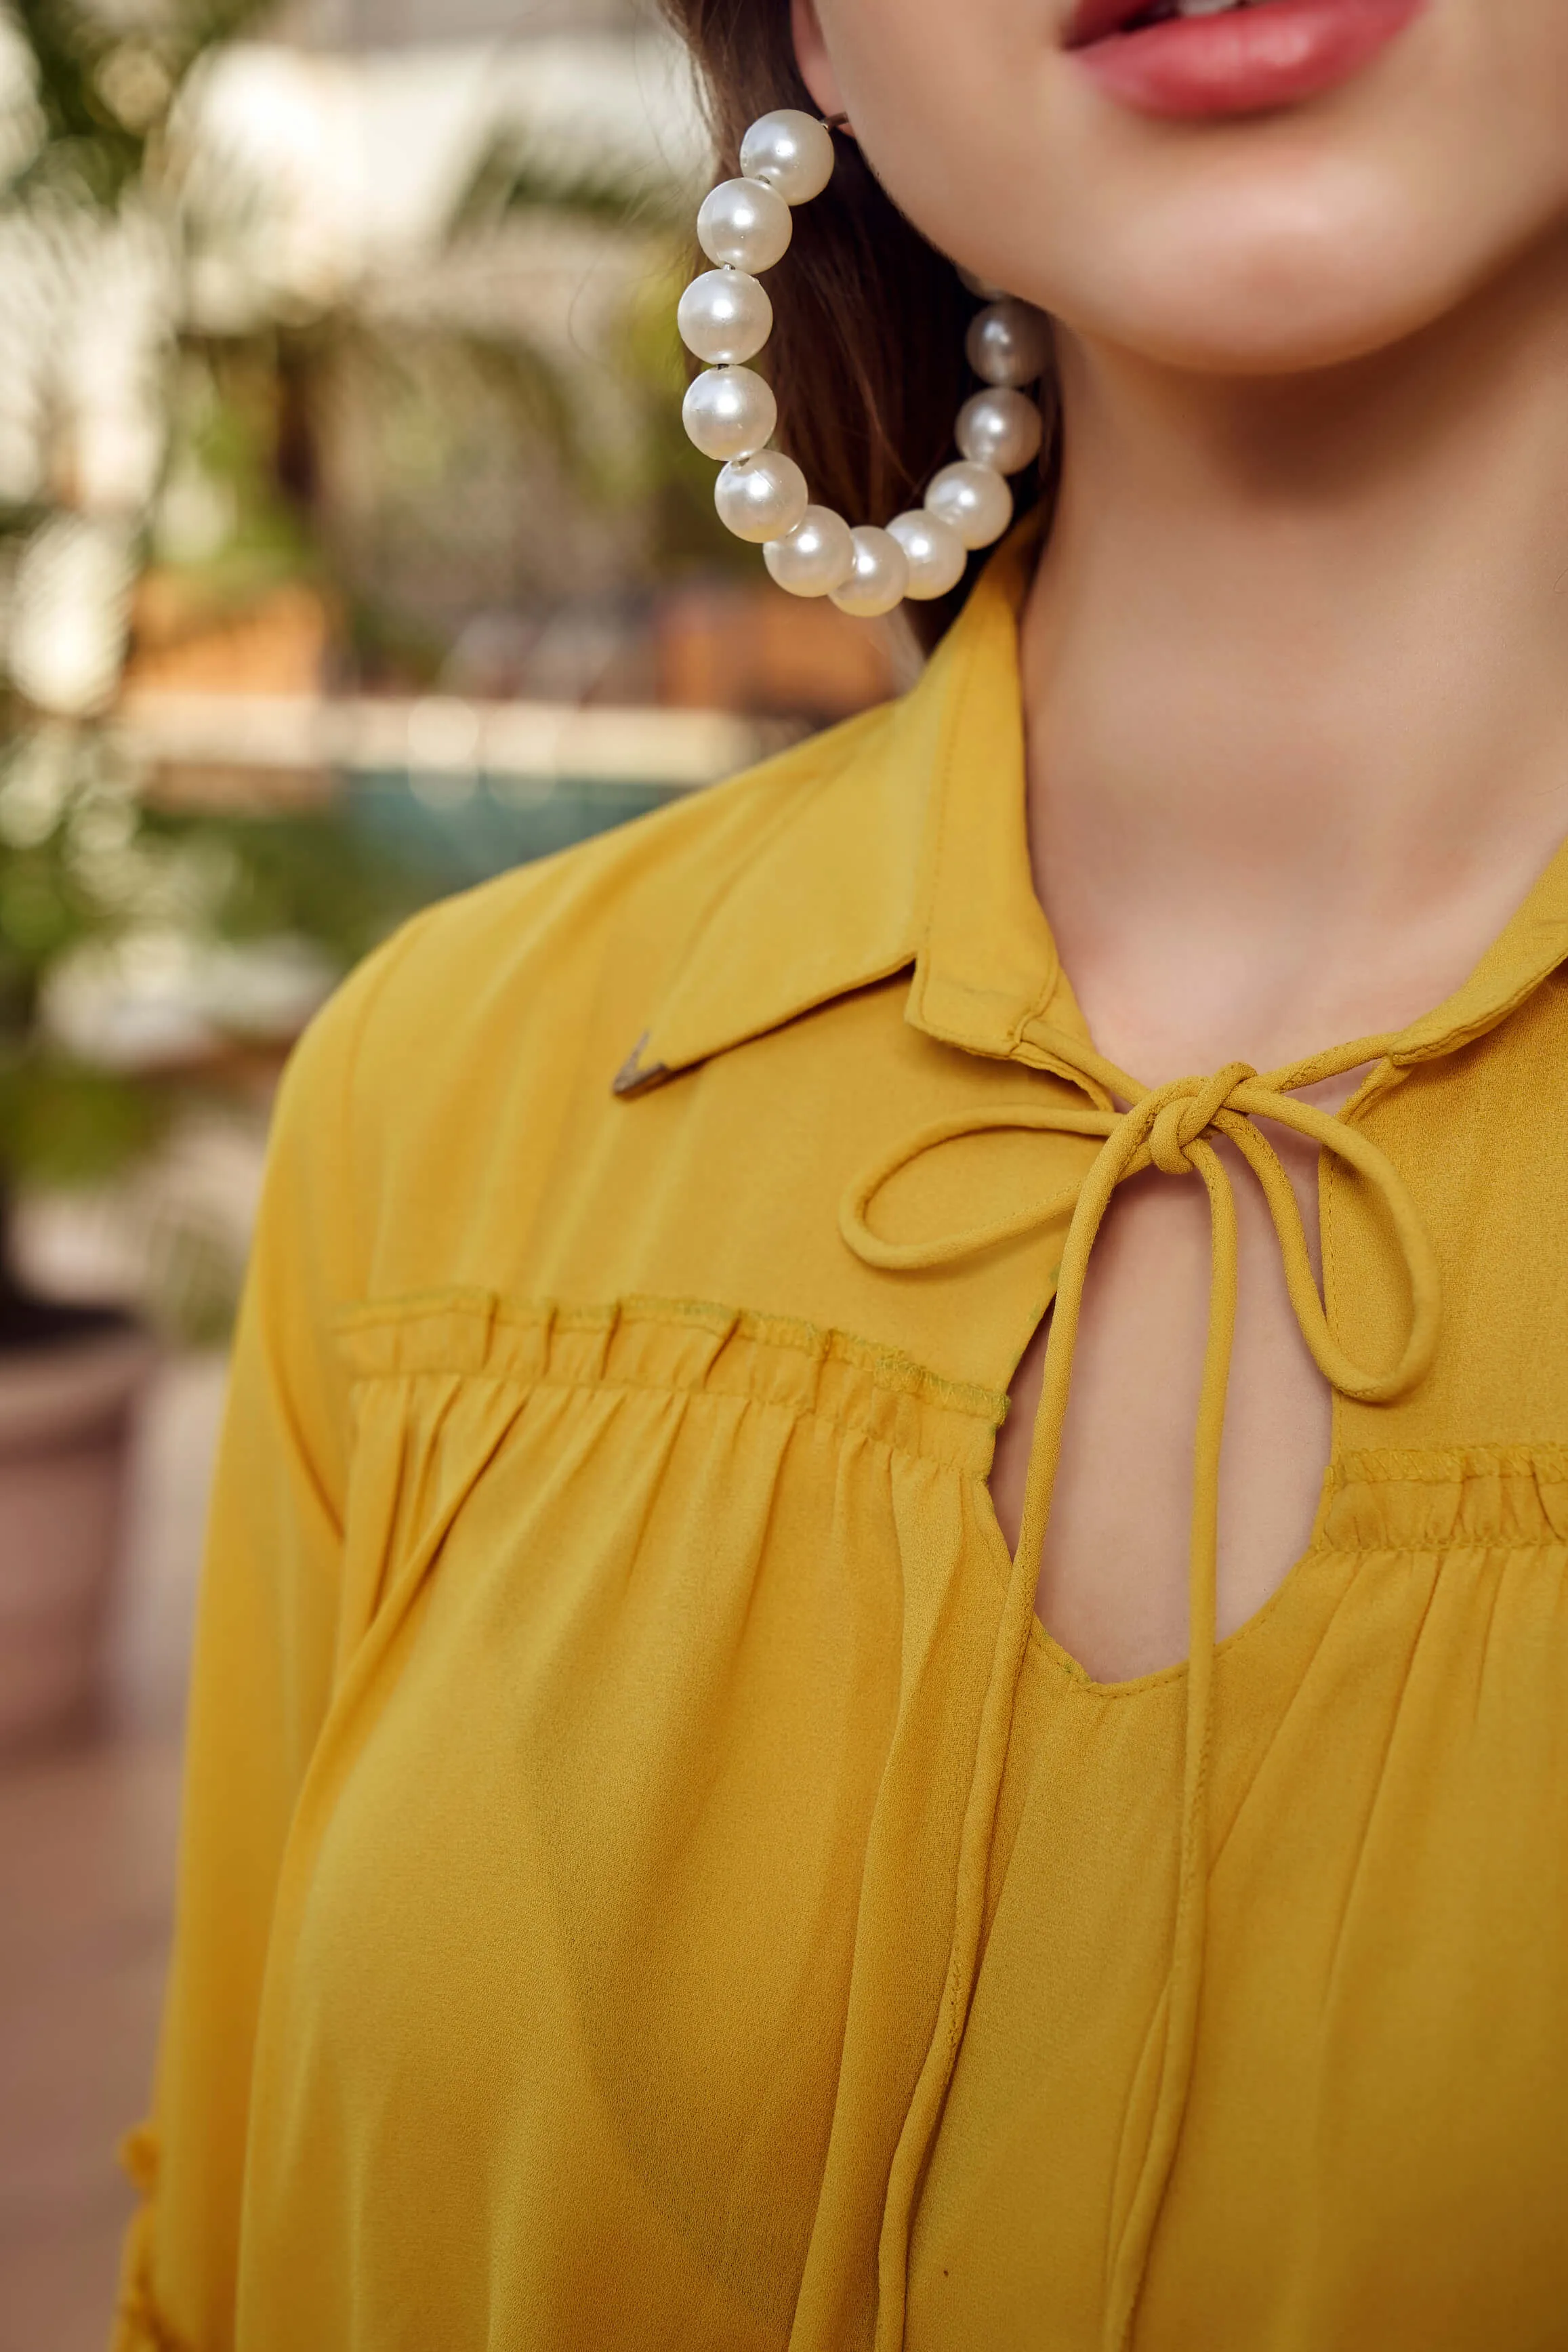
[117, 2, 1568, 2346]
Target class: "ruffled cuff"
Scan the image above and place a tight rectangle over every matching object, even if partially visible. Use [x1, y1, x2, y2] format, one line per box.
[111, 2128, 191, 2352]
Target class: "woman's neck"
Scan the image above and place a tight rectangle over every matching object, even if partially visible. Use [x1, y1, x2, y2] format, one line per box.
[1019, 224, 1568, 1081]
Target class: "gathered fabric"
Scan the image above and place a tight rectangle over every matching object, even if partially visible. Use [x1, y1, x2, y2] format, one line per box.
[115, 529, 1568, 2352]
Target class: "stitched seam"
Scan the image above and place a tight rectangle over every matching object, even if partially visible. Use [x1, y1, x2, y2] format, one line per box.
[334, 1283, 499, 1333]
[331, 1290, 1009, 1424]
[336, 1339, 1004, 1429]
[333, 1365, 990, 1474]
[1320, 1444, 1568, 1546]
[1329, 1442, 1568, 1481]
[1391, 946, 1568, 1065]
[1023, 1533, 1339, 1701]
[1311, 1533, 1565, 1557]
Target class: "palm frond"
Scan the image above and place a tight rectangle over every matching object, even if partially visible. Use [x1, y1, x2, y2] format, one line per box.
[1, 0, 274, 213]
[449, 140, 693, 243]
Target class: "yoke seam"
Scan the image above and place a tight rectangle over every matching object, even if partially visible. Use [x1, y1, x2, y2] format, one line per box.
[339, 1365, 993, 1475]
[331, 1288, 1009, 1424]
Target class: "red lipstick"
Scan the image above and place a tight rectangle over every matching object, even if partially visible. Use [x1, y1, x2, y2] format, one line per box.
[1065, 0, 1428, 121]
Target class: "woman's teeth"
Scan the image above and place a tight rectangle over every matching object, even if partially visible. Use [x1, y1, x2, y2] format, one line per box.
[1151, 0, 1279, 20]
[1108, 0, 1281, 39]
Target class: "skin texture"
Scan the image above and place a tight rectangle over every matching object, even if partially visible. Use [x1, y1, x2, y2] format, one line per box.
[793, 0, 1568, 1678]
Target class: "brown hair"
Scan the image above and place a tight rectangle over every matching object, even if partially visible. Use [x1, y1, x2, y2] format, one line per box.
[658, 0, 1048, 643]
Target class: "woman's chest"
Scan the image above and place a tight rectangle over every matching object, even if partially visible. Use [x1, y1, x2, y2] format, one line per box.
[909, 1555, 1568, 2350]
[245, 1320, 1568, 2351]
[258, 985, 1568, 2347]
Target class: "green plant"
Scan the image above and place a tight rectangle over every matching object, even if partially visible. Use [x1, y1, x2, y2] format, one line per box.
[0, 713, 418, 1342]
[0, 3, 735, 1346]
[0, 0, 425, 1346]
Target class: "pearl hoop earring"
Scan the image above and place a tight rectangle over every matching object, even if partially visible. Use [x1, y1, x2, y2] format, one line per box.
[677, 109, 1052, 617]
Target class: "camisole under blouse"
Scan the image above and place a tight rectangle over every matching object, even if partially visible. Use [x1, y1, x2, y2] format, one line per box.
[117, 533, 1568, 2352]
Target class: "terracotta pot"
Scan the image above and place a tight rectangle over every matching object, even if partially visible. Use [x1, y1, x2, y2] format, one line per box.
[0, 1324, 158, 1750]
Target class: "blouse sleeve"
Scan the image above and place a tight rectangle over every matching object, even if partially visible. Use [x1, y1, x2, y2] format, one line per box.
[113, 926, 418, 2351]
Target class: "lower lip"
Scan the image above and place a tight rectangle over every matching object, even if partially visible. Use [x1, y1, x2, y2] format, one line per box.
[1071, 0, 1428, 120]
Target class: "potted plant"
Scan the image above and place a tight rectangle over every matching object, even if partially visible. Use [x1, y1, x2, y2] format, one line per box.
[0, 0, 363, 1746]
[0, 689, 430, 1748]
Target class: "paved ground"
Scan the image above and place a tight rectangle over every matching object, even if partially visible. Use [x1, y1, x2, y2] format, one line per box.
[0, 1355, 228, 2352]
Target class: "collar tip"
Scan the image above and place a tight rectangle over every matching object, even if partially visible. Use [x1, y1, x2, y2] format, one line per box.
[612, 1034, 672, 1098]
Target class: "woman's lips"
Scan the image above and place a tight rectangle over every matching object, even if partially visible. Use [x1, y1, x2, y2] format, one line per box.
[1065, 0, 1429, 119]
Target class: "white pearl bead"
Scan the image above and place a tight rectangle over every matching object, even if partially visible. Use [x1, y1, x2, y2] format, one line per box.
[956, 388, 1044, 476]
[716, 451, 809, 543]
[924, 460, 1014, 550]
[682, 366, 778, 461]
[697, 177, 793, 273]
[829, 525, 909, 618]
[887, 509, 968, 600]
[678, 268, 773, 367]
[965, 299, 1052, 388]
[739, 109, 835, 206]
[764, 506, 855, 598]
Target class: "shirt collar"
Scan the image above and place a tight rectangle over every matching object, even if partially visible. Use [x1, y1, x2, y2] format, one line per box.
[614, 524, 1568, 1100]
[1386, 838, 1568, 1069]
[613, 521, 1079, 1098]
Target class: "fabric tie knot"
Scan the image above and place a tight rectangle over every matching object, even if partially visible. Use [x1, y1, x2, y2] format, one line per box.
[1147, 1062, 1258, 1178]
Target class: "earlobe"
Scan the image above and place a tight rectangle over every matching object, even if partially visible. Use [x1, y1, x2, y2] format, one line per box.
[790, 0, 850, 128]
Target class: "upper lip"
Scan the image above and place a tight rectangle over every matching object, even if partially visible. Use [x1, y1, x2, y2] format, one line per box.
[1063, 0, 1230, 47]
[1062, 0, 1159, 45]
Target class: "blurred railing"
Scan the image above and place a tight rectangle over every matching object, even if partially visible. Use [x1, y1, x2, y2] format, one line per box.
[117, 687, 798, 888]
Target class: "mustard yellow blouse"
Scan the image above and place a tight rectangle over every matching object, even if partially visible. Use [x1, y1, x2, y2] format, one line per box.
[118, 537, 1568, 2352]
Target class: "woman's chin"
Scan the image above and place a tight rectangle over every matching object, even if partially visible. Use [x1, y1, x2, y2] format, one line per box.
[1045, 213, 1478, 381]
[1068, 291, 1447, 381]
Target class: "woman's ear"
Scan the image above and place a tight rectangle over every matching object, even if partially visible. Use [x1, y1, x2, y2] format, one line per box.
[790, 0, 850, 128]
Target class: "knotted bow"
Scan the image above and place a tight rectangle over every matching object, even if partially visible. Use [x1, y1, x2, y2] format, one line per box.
[841, 1057, 1441, 2349]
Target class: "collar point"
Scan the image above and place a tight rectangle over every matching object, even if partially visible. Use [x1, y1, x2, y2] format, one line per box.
[612, 1033, 672, 1098]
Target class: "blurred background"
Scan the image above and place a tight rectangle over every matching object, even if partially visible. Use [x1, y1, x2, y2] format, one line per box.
[0, 3, 912, 2339]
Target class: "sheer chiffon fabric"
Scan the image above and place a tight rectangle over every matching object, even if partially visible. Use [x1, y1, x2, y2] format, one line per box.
[117, 537, 1568, 2351]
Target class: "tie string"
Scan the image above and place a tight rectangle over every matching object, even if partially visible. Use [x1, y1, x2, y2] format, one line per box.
[841, 1061, 1439, 1403]
[844, 1057, 1441, 2351]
